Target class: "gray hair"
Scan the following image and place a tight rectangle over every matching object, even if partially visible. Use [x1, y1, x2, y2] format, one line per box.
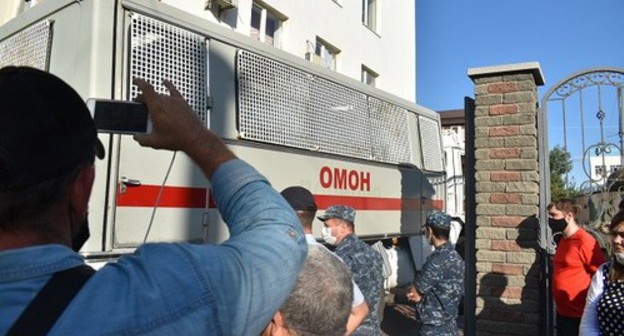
[281, 244, 353, 336]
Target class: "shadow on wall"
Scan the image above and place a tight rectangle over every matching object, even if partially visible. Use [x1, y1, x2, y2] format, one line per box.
[476, 215, 543, 335]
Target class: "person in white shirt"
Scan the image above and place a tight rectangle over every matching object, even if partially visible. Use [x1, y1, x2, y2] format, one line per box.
[580, 210, 624, 336]
[281, 186, 370, 335]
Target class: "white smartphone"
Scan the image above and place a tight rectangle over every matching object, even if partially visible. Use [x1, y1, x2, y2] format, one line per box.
[86, 99, 152, 134]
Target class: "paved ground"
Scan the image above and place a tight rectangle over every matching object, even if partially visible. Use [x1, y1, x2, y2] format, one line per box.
[381, 302, 418, 336]
[380, 293, 464, 336]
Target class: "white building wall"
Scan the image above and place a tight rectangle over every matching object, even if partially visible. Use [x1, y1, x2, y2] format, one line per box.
[589, 155, 622, 185]
[0, 0, 416, 102]
[0, 1, 22, 26]
[442, 127, 465, 220]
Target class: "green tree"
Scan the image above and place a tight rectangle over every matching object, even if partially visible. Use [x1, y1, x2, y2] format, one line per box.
[550, 145, 578, 199]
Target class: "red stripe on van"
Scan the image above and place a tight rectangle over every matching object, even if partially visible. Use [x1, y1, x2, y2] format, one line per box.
[116, 185, 444, 211]
[314, 195, 444, 211]
[116, 185, 207, 208]
[314, 195, 400, 210]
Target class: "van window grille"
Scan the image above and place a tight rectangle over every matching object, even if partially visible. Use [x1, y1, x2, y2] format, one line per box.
[0, 20, 52, 70]
[368, 97, 412, 163]
[310, 75, 370, 159]
[419, 116, 444, 171]
[237, 49, 316, 150]
[238, 50, 371, 160]
[128, 14, 208, 124]
[237, 50, 419, 165]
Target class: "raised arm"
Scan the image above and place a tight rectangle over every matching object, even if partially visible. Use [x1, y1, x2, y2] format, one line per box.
[133, 79, 307, 335]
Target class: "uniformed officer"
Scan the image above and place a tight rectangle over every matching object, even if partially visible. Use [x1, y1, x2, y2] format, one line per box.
[407, 212, 464, 336]
[319, 205, 384, 336]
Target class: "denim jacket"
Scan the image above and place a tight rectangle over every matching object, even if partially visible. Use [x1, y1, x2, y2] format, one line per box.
[0, 159, 307, 335]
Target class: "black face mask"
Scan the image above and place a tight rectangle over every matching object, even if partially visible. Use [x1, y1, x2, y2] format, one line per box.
[72, 218, 91, 252]
[548, 218, 568, 233]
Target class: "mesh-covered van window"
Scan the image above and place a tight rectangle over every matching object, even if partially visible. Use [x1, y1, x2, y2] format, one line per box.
[237, 50, 370, 160]
[419, 116, 444, 171]
[237, 50, 418, 165]
[129, 14, 208, 124]
[369, 97, 413, 164]
[0, 20, 52, 70]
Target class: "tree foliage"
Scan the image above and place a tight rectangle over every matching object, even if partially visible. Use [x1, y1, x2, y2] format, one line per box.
[550, 145, 578, 199]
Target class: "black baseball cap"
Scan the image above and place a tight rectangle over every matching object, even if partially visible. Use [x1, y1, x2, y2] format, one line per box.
[0, 66, 104, 191]
[281, 186, 318, 212]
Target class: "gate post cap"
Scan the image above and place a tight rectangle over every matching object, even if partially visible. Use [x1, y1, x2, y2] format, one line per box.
[468, 62, 545, 86]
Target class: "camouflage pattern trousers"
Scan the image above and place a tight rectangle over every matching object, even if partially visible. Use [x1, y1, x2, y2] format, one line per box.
[413, 321, 458, 336]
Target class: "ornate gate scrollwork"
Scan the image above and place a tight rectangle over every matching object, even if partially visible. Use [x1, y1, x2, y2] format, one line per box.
[542, 68, 624, 253]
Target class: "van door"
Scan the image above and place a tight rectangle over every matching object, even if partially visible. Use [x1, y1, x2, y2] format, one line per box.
[111, 13, 210, 248]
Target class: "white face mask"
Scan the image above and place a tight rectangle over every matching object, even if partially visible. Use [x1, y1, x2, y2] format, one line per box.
[322, 227, 337, 246]
[615, 252, 624, 266]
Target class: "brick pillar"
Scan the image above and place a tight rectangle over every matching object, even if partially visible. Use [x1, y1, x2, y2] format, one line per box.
[468, 63, 545, 335]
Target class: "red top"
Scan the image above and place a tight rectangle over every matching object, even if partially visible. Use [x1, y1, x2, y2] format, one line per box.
[552, 228, 606, 318]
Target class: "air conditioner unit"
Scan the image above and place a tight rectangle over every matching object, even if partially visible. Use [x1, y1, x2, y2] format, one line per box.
[305, 52, 322, 65]
[205, 0, 236, 10]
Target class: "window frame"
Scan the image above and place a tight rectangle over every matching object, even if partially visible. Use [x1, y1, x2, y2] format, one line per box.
[315, 37, 340, 71]
[362, 0, 377, 31]
[250, 2, 285, 48]
[361, 65, 378, 87]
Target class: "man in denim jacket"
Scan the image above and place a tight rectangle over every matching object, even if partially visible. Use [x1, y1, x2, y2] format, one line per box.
[0, 67, 307, 335]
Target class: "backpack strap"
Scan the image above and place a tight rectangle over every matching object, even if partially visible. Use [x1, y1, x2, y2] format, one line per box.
[7, 264, 95, 336]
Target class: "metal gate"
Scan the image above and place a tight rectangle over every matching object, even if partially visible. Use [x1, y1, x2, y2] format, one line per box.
[538, 67, 624, 335]
[541, 68, 624, 250]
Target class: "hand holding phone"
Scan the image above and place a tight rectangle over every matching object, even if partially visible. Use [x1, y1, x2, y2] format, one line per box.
[132, 78, 236, 177]
[87, 99, 152, 134]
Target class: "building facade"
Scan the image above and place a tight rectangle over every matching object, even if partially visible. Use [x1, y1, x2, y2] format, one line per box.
[589, 155, 622, 186]
[439, 109, 466, 221]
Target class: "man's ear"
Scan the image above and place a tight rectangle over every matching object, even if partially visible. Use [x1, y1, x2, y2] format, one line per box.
[263, 311, 288, 336]
[272, 311, 286, 328]
[69, 164, 95, 214]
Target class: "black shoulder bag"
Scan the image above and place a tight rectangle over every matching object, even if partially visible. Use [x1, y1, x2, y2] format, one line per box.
[6, 264, 95, 336]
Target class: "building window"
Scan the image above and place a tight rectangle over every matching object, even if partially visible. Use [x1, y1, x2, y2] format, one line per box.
[595, 165, 605, 176]
[250, 3, 284, 47]
[362, 0, 377, 31]
[314, 38, 340, 71]
[361, 65, 378, 87]
[611, 165, 622, 174]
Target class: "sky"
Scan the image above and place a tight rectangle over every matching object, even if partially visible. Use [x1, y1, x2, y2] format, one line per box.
[416, 0, 624, 187]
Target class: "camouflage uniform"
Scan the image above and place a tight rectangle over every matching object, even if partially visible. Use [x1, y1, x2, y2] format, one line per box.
[412, 212, 464, 336]
[318, 205, 384, 335]
[335, 233, 384, 336]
